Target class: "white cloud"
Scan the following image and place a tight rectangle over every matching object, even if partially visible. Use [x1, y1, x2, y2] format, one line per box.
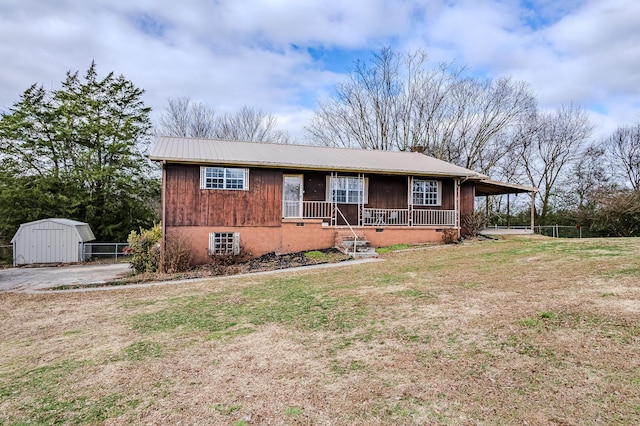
[1, 0, 639, 143]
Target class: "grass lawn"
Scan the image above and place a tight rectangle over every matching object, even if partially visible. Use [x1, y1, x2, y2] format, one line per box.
[1, 235, 639, 425]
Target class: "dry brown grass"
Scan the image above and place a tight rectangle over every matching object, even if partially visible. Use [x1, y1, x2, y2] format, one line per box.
[1, 235, 639, 425]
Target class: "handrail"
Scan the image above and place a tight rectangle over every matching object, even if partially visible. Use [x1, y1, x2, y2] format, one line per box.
[335, 206, 358, 256]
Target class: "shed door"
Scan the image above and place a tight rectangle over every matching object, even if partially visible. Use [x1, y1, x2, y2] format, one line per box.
[283, 175, 303, 218]
[31, 228, 69, 263]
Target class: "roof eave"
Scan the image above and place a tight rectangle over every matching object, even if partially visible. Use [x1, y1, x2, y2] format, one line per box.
[475, 179, 538, 196]
[150, 157, 483, 179]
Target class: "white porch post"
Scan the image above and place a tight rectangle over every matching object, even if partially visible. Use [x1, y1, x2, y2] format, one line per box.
[359, 173, 364, 227]
[530, 192, 535, 231]
[455, 179, 461, 236]
[330, 172, 337, 227]
[408, 176, 413, 227]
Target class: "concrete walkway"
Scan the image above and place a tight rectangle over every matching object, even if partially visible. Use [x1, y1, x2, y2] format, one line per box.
[480, 228, 534, 235]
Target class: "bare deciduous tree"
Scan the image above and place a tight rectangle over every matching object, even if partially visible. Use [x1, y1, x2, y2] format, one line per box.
[217, 105, 290, 144]
[158, 98, 290, 143]
[158, 97, 217, 138]
[305, 47, 536, 175]
[605, 123, 640, 190]
[568, 144, 611, 209]
[517, 103, 593, 220]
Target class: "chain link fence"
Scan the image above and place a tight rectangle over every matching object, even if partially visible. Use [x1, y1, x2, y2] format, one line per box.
[486, 225, 597, 238]
[1, 243, 130, 267]
[534, 225, 597, 238]
[83, 243, 130, 262]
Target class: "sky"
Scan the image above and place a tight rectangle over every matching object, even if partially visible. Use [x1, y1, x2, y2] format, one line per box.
[1, 0, 639, 142]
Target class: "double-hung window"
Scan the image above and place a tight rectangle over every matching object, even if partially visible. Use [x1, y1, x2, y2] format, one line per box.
[200, 167, 249, 190]
[328, 176, 368, 204]
[412, 179, 441, 206]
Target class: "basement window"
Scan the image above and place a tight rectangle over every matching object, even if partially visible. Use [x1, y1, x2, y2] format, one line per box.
[208, 232, 240, 255]
[200, 167, 249, 190]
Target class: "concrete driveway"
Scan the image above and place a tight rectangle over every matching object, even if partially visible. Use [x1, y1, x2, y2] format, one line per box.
[0, 263, 132, 293]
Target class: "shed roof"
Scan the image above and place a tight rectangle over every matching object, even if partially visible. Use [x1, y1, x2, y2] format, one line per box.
[475, 179, 537, 196]
[150, 136, 489, 179]
[11, 218, 96, 243]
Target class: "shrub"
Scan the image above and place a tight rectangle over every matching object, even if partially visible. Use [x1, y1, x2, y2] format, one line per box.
[441, 229, 459, 244]
[162, 234, 193, 273]
[461, 211, 488, 237]
[127, 224, 161, 274]
[207, 246, 252, 275]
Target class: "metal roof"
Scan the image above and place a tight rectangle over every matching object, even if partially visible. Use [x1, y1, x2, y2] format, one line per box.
[475, 179, 537, 196]
[150, 136, 489, 179]
[11, 218, 96, 243]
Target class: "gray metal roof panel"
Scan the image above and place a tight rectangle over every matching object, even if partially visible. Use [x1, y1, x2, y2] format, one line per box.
[11, 218, 96, 243]
[150, 136, 488, 179]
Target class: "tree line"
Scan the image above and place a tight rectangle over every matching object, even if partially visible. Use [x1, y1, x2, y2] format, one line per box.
[305, 47, 639, 236]
[0, 62, 158, 242]
[1, 50, 639, 241]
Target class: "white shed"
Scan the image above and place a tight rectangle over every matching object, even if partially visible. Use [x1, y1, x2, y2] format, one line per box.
[11, 218, 96, 266]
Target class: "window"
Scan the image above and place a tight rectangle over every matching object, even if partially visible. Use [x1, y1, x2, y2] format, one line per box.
[200, 167, 249, 190]
[412, 179, 441, 206]
[328, 176, 368, 204]
[208, 232, 240, 255]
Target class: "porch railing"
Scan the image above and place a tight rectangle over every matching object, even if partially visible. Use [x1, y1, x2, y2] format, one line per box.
[283, 201, 302, 218]
[363, 208, 409, 226]
[285, 202, 457, 227]
[303, 201, 332, 218]
[283, 201, 334, 218]
[413, 209, 456, 226]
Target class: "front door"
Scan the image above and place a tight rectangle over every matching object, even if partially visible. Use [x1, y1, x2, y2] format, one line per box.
[283, 175, 303, 218]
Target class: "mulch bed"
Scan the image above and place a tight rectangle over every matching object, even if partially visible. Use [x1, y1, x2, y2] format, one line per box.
[50, 248, 351, 290]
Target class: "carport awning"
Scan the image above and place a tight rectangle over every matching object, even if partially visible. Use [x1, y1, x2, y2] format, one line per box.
[475, 179, 537, 196]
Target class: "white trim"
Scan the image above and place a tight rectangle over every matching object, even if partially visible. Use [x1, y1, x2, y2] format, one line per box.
[282, 174, 304, 218]
[200, 166, 249, 190]
[411, 178, 442, 206]
[327, 175, 368, 204]
[208, 232, 240, 255]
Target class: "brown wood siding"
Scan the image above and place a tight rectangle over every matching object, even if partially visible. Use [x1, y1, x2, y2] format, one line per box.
[411, 179, 454, 211]
[336, 204, 359, 225]
[367, 175, 407, 209]
[438, 180, 455, 210]
[164, 164, 282, 227]
[460, 182, 475, 216]
[302, 172, 327, 202]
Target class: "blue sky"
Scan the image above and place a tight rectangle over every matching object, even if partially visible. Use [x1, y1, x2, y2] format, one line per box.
[1, 0, 639, 142]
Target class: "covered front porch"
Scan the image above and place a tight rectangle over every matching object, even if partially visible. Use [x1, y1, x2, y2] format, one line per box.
[282, 172, 469, 228]
[288, 202, 457, 227]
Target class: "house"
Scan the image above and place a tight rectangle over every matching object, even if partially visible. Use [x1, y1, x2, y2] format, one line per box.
[150, 136, 535, 264]
[11, 218, 96, 266]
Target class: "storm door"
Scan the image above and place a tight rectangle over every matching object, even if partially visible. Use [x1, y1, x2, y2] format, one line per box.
[283, 175, 303, 218]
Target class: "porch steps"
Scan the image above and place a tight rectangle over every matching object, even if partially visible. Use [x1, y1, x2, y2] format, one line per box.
[334, 231, 379, 258]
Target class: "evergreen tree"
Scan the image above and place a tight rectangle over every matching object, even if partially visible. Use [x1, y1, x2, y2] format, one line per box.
[0, 62, 159, 241]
